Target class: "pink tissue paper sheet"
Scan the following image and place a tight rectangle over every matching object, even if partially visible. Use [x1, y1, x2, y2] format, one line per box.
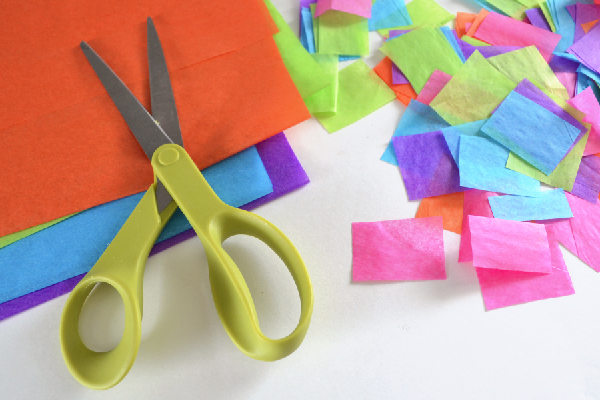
[352, 217, 446, 281]
[459, 190, 498, 262]
[472, 12, 561, 62]
[567, 87, 600, 156]
[315, 0, 372, 18]
[416, 70, 453, 105]
[476, 225, 575, 311]
[469, 216, 553, 273]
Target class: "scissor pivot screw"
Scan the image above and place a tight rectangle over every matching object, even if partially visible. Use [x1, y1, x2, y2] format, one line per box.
[158, 147, 179, 166]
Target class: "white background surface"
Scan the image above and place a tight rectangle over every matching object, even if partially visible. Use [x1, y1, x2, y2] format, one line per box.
[3, 0, 600, 398]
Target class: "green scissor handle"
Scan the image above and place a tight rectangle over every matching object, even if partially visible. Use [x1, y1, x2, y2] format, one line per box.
[60, 144, 313, 390]
[60, 185, 178, 390]
[153, 145, 313, 361]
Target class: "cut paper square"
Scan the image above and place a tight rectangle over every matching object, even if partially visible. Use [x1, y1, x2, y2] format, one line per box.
[459, 135, 541, 196]
[570, 155, 600, 203]
[505, 131, 589, 192]
[315, 0, 372, 18]
[369, 0, 412, 31]
[315, 60, 396, 133]
[459, 190, 497, 262]
[380, 27, 463, 93]
[565, 192, 600, 272]
[416, 70, 453, 105]
[430, 51, 517, 126]
[472, 11, 561, 62]
[469, 216, 553, 273]
[476, 225, 575, 311]
[381, 100, 450, 165]
[416, 192, 464, 234]
[480, 91, 580, 175]
[488, 189, 573, 221]
[318, 10, 369, 56]
[567, 87, 600, 156]
[487, 46, 569, 100]
[352, 217, 446, 281]
[392, 131, 464, 200]
[373, 57, 418, 106]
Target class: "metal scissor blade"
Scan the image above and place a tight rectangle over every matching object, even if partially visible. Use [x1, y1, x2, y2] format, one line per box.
[80, 41, 174, 159]
[81, 41, 174, 212]
[147, 18, 184, 147]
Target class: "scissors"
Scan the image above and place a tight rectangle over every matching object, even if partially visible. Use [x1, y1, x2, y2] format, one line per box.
[60, 18, 313, 390]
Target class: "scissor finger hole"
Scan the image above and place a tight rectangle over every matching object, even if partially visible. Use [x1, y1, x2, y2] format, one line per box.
[78, 282, 125, 352]
[222, 234, 301, 340]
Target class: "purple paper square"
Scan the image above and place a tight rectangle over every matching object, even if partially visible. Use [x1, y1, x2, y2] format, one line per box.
[392, 131, 464, 200]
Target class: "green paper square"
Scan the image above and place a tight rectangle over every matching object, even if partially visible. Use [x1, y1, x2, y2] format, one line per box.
[380, 27, 463, 93]
[315, 60, 396, 133]
[317, 10, 369, 56]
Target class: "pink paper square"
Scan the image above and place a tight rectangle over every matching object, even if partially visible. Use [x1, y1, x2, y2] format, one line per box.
[469, 216, 553, 273]
[416, 70, 453, 105]
[352, 217, 446, 281]
[315, 0, 372, 18]
[458, 190, 498, 262]
[473, 12, 561, 62]
[477, 226, 575, 310]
